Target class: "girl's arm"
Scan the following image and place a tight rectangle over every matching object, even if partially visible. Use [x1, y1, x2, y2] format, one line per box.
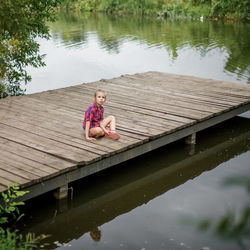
[85, 121, 96, 141]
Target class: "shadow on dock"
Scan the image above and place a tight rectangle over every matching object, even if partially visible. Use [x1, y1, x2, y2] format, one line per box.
[17, 116, 250, 248]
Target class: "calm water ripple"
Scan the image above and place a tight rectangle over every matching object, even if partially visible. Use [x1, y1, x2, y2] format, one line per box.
[24, 12, 250, 94]
[18, 118, 250, 250]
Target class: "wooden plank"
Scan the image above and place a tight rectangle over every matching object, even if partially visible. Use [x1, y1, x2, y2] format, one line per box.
[21, 90, 197, 125]
[0, 98, 82, 126]
[0, 175, 15, 187]
[101, 78, 246, 107]
[1, 95, 186, 141]
[0, 120, 113, 155]
[0, 137, 73, 171]
[0, 124, 100, 164]
[0, 162, 38, 180]
[0, 147, 60, 175]
[0, 71, 249, 200]
[0, 110, 141, 152]
[27, 81, 229, 113]
[45, 84, 224, 114]
[0, 168, 28, 185]
[128, 72, 250, 96]
[67, 89, 227, 121]
[0, 184, 7, 192]
[0, 151, 54, 177]
[96, 74, 249, 105]
[70, 85, 235, 117]
[0, 120, 142, 161]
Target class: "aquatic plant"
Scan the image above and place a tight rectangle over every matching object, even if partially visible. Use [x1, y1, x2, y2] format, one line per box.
[0, 183, 48, 249]
[0, 183, 28, 225]
[0, 228, 45, 250]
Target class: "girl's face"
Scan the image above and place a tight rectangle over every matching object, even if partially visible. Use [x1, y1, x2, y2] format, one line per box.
[95, 92, 106, 106]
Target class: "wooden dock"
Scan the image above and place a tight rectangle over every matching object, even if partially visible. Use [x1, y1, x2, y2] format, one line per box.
[19, 119, 250, 243]
[0, 71, 249, 200]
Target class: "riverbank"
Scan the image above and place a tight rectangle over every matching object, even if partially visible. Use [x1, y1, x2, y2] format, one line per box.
[60, 0, 250, 21]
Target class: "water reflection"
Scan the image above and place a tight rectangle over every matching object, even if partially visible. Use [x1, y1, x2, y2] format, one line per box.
[25, 11, 250, 94]
[49, 11, 250, 81]
[18, 117, 250, 249]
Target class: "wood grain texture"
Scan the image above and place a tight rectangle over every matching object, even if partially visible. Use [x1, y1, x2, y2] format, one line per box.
[0, 71, 249, 194]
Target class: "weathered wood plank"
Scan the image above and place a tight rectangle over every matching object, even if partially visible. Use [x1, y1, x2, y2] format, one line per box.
[0, 168, 28, 185]
[0, 108, 141, 151]
[0, 162, 38, 180]
[0, 124, 100, 164]
[0, 138, 73, 171]
[129, 72, 250, 96]
[0, 151, 54, 177]
[0, 71, 249, 196]
[0, 175, 15, 187]
[0, 184, 7, 192]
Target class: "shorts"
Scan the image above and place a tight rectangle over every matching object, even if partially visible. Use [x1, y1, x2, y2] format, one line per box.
[83, 127, 100, 137]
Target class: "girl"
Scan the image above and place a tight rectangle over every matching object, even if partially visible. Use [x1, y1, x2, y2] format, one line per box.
[83, 89, 120, 141]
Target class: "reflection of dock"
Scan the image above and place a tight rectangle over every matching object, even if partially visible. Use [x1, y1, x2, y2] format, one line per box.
[0, 72, 249, 199]
[18, 118, 250, 246]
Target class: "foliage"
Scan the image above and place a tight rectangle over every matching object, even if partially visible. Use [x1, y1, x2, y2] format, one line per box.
[60, 0, 101, 11]
[0, 228, 45, 250]
[210, 0, 250, 19]
[59, 0, 250, 20]
[0, 184, 49, 249]
[0, 0, 60, 98]
[0, 183, 29, 225]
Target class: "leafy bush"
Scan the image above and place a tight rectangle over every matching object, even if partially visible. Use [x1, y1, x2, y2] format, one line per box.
[0, 183, 29, 225]
[0, 184, 49, 249]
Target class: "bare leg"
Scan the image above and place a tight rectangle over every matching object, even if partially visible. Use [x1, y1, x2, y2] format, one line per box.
[89, 127, 104, 137]
[103, 115, 120, 140]
[103, 115, 116, 131]
[89, 116, 119, 140]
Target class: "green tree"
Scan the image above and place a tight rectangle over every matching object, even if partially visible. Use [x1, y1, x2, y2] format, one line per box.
[0, 0, 60, 98]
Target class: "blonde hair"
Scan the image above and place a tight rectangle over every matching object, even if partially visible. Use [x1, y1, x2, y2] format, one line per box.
[94, 89, 106, 99]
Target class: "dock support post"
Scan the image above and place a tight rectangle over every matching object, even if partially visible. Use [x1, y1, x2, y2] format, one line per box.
[185, 133, 196, 145]
[55, 198, 68, 213]
[53, 184, 68, 200]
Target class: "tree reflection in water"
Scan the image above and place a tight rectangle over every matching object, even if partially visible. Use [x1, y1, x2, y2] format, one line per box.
[49, 11, 250, 83]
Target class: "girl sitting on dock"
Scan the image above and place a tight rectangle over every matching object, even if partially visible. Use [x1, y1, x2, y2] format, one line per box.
[83, 89, 120, 141]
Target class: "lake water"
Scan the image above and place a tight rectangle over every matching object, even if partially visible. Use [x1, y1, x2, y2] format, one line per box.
[18, 11, 250, 250]
[19, 118, 250, 250]
[24, 11, 250, 94]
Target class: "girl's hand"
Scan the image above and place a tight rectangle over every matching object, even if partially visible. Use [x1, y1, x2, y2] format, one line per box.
[86, 137, 96, 141]
[103, 129, 110, 135]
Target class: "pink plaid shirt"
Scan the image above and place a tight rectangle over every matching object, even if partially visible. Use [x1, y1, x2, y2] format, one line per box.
[83, 103, 104, 129]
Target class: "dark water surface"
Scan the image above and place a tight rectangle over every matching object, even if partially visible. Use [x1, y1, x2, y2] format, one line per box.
[18, 117, 250, 250]
[24, 11, 250, 94]
[19, 11, 250, 250]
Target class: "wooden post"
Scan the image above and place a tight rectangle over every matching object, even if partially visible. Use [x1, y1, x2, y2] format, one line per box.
[53, 184, 68, 199]
[185, 133, 196, 145]
[55, 198, 68, 213]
